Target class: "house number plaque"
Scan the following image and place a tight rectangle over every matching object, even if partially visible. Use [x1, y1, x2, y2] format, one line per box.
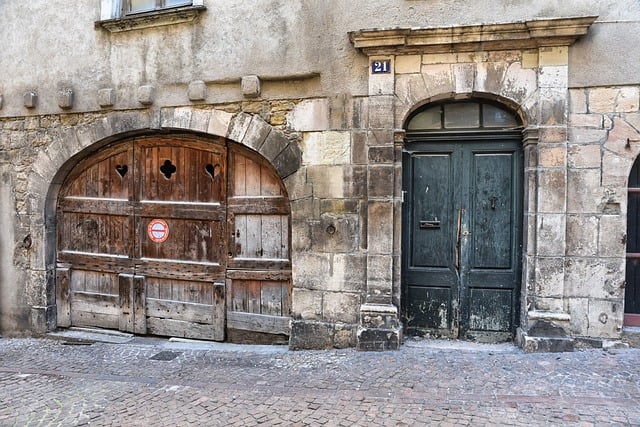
[371, 59, 391, 74]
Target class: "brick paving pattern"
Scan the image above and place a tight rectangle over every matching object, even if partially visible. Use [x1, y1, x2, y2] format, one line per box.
[0, 337, 639, 426]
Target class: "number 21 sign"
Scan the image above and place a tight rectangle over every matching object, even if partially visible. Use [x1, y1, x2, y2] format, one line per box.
[371, 59, 391, 74]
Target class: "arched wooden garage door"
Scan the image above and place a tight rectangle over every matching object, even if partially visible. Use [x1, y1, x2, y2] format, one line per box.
[55, 135, 291, 343]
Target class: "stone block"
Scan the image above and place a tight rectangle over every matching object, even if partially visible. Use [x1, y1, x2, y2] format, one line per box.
[23, 91, 37, 108]
[368, 146, 394, 163]
[615, 87, 640, 113]
[587, 299, 624, 338]
[501, 62, 537, 103]
[422, 53, 457, 64]
[369, 56, 394, 95]
[368, 165, 394, 198]
[360, 304, 399, 330]
[564, 258, 625, 299]
[474, 62, 507, 95]
[368, 96, 395, 129]
[292, 252, 366, 293]
[538, 127, 567, 144]
[367, 202, 393, 254]
[137, 85, 155, 105]
[161, 106, 191, 129]
[187, 80, 207, 101]
[538, 46, 568, 66]
[453, 63, 475, 94]
[395, 73, 429, 109]
[323, 292, 360, 324]
[569, 113, 603, 128]
[241, 75, 261, 98]
[272, 140, 302, 179]
[522, 49, 538, 69]
[241, 115, 271, 151]
[287, 99, 330, 132]
[569, 89, 588, 114]
[207, 109, 234, 137]
[566, 169, 603, 213]
[98, 88, 116, 107]
[302, 131, 350, 165]
[56, 87, 74, 109]
[0, 94, 3, 109]
[566, 215, 598, 256]
[311, 213, 359, 253]
[536, 214, 566, 256]
[537, 144, 566, 168]
[291, 219, 311, 251]
[598, 215, 626, 257]
[568, 127, 606, 144]
[356, 327, 400, 351]
[567, 143, 600, 169]
[291, 289, 323, 321]
[283, 169, 312, 201]
[540, 66, 567, 89]
[351, 130, 367, 164]
[395, 55, 421, 74]
[539, 88, 567, 125]
[422, 63, 454, 95]
[188, 108, 212, 132]
[320, 199, 360, 215]
[533, 297, 565, 312]
[227, 112, 252, 143]
[534, 257, 565, 298]
[537, 170, 566, 213]
[289, 320, 335, 350]
[307, 165, 345, 198]
[366, 255, 393, 304]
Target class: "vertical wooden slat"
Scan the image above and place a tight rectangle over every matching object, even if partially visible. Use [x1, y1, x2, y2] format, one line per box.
[247, 281, 261, 314]
[245, 157, 261, 196]
[261, 216, 281, 259]
[119, 274, 134, 332]
[261, 281, 283, 316]
[56, 268, 71, 327]
[213, 281, 226, 341]
[133, 275, 147, 334]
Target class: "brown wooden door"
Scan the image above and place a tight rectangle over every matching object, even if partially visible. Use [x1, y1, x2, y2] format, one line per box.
[225, 145, 291, 343]
[57, 135, 291, 342]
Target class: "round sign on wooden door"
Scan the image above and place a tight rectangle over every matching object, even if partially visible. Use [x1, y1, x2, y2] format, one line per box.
[147, 219, 169, 243]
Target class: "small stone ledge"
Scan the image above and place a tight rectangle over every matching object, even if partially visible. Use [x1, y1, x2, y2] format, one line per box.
[517, 328, 574, 353]
[357, 304, 401, 351]
[96, 5, 206, 32]
[528, 310, 571, 321]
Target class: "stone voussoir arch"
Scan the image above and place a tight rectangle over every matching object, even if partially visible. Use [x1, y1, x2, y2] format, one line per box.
[29, 107, 301, 330]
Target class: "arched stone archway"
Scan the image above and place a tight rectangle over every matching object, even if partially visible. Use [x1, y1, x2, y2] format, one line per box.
[25, 108, 302, 335]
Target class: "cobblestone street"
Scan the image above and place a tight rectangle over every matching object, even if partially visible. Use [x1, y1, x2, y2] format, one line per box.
[0, 333, 639, 426]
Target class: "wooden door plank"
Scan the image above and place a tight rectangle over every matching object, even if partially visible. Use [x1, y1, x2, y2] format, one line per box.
[56, 268, 71, 327]
[226, 312, 290, 335]
[133, 275, 147, 334]
[118, 274, 134, 333]
[261, 281, 283, 316]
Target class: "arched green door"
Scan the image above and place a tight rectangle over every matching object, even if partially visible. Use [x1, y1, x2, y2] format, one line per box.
[402, 101, 523, 342]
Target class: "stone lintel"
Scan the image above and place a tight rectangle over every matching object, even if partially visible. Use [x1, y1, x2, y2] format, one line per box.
[349, 16, 598, 56]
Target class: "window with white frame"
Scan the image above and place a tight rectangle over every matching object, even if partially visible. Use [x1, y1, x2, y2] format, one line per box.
[97, 0, 205, 32]
[125, 0, 192, 15]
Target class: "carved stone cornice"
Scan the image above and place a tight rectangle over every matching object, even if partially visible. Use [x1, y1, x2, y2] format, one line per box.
[349, 16, 598, 56]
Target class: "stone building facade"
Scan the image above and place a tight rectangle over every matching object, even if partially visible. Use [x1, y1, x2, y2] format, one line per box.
[1, 1, 640, 351]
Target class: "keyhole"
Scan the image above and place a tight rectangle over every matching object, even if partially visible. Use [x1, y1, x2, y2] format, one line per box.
[489, 196, 498, 210]
[160, 160, 177, 179]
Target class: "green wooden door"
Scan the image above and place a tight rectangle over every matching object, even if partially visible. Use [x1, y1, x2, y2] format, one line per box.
[402, 137, 522, 342]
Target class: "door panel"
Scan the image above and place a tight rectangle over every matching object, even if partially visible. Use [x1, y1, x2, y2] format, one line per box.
[403, 138, 522, 341]
[57, 135, 291, 342]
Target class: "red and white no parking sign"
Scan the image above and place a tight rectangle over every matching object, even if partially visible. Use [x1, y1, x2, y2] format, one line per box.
[147, 219, 169, 243]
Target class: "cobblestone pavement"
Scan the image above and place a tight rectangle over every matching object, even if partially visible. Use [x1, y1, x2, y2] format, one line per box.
[0, 334, 639, 426]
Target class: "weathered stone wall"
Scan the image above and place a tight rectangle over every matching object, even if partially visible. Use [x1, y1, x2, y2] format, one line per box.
[0, 0, 639, 351]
